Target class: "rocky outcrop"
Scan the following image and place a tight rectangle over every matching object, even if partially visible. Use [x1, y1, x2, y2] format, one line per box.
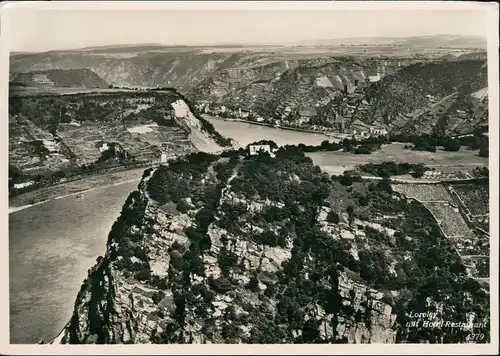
[51, 148, 490, 344]
[51, 152, 401, 344]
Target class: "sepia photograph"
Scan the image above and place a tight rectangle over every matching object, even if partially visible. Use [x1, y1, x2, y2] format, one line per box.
[1, 1, 498, 354]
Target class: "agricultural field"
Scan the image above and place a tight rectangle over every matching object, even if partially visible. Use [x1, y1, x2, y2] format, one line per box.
[56, 122, 194, 165]
[392, 183, 455, 202]
[423, 202, 476, 238]
[9, 117, 72, 174]
[451, 183, 489, 216]
[9, 166, 145, 209]
[308, 143, 488, 175]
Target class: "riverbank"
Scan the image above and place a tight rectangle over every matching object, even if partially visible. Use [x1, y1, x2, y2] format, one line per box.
[204, 116, 332, 148]
[238, 119, 333, 136]
[9, 167, 145, 213]
[9, 180, 139, 344]
[204, 115, 336, 137]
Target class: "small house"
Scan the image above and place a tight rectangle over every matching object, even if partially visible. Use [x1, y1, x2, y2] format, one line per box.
[248, 144, 272, 156]
[368, 72, 381, 83]
[13, 181, 35, 190]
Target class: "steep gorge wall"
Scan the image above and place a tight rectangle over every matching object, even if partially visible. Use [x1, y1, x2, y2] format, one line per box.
[50, 149, 490, 344]
[51, 157, 399, 344]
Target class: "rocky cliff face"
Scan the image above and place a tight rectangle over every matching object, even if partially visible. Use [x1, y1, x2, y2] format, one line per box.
[10, 50, 271, 91]
[52, 148, 490, 344]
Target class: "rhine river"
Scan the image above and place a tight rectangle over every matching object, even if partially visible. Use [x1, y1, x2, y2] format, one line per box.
[9, 181, 139, 344]
[8, 118, 332, 344]
[205, 117, 331, 147]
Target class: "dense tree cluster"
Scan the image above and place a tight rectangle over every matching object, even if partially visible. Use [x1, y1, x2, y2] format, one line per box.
[472, 166, 489, 178]
[293, 135, 388, 154]
[146, 152, 219, 204]
[331, 171, 363, 186]
[358, 161, 428, 178]
[96, 146, 490, 344]
[390, 131, 488, 154]
[123, 106, 178, 127]
[230, 147, 331, 205]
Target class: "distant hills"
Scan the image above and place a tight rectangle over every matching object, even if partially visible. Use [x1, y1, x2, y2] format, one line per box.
[12, 34, 487, 55]
[192, 57, 488, 136]
[10, 69, 109, 89]
[364, 60, 488, 127]
[9, 36, 489, 138]
[293, 35, 487, 48]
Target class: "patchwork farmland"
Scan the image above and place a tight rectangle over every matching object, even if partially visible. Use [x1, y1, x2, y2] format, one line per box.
[391, 183, 455, 203]
[56, 121, 193, 166]
[392, 181, 490, 281]
[423, 202, 476, 238]
[9, 90, 208, 176]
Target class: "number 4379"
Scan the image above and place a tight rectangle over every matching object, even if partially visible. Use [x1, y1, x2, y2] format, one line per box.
[467, 333, 485, 342]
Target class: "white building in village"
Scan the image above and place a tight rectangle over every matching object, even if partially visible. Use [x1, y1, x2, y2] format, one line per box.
[13, 181, 35, 190]
[248, 144, 275, 157]
[423, 171, 443, 179]
[368, 73, 381, 83]
[369, 127, 388, 136]
[98, 143, 110, 153]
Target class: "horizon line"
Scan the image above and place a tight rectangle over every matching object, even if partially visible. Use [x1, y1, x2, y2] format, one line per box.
[10, 33, 488, 55]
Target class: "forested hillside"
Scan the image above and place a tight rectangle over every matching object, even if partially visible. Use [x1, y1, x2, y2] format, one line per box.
[53, 147, 490, 344]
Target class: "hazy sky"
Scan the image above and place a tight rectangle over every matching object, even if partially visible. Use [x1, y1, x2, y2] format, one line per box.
[6, 6, 488, 52]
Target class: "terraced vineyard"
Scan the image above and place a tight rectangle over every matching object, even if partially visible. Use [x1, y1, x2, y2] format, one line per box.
[452, 182, 489, 216]
[9, 90, 224, 180]
[392, 183, 455, 202]
[423, 202, 476, 238]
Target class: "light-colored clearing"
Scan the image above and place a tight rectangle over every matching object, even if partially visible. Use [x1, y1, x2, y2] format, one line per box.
[127, 123, 159, 134]
[172, 100, 222, 153]
[307, 143, 488, 175]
